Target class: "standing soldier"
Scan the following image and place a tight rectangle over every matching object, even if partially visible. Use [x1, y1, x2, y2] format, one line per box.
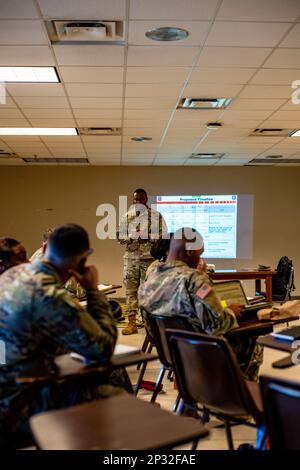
[117, 189, 167, 335]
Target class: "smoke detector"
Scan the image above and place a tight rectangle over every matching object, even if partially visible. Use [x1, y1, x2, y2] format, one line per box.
[131, 136, 152, 142]
[145, 27, 189, 42]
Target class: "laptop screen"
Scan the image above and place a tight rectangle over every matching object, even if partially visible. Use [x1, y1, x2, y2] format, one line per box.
[214, 280, 248, 306]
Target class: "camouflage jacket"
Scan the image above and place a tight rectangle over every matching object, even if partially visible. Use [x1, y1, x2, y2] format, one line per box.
[138, 260, 238, 336]
[0, 259, 117, 415]
[117, 206, 168, 260]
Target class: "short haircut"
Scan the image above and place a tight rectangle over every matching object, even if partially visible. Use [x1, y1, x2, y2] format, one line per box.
[48, 224, 90, 260]
[0, 237, 20, 262]
[134, 188, 147, 197]
[150, 233, 173, 261]
[42, 228, 55, 243]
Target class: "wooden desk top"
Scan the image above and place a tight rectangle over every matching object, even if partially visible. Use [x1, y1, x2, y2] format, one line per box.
[30, 393, 209, 450]
[16, 351, 158, 386]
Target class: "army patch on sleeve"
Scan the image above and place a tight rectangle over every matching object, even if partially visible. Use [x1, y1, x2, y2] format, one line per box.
[196, 284, 213, 300]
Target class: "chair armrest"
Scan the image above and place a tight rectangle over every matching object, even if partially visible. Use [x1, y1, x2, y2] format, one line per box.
[225, 322, 273, 339]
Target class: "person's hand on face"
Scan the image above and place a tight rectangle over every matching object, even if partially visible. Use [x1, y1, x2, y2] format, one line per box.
[69, 251, 98, 290]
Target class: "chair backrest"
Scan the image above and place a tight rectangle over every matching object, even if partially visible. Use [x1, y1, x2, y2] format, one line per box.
[141, 310, 192, 368]
[167, 329, 260, 419]
[260, 375, 300, 450]
[272, 256, 295, 299]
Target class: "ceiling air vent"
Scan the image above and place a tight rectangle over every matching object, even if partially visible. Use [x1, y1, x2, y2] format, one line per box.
[178, 98, 232, 110]
[189, 153, 224, 159]
[248, 158, 300, 165]
[23, 157, 89, 164]
[47, 20, 125, 44]
[78, 127, 121, 136]
[250, 128, 292, 137]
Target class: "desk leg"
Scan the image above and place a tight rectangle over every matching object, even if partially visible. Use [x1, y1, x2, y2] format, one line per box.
[255, 279, 261, 295]
[265, 275, 272, 302]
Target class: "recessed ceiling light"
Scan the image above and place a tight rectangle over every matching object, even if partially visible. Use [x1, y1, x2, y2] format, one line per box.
[0, 128, 77, 136]
[0, 67, 59, 82]
[290, 129, 300, 137]
[190, 153, 224, 159]
[145, 27, 189, 42]
[131, 136, 153, 142]
[206, 122, 223, 129]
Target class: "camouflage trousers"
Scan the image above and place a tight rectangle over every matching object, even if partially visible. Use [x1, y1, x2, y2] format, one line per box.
[123, 257, 152, 318]
[228, 335, 264, 382]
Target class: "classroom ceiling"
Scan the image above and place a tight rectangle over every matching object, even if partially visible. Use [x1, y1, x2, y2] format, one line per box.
[0, 0, 300, 166]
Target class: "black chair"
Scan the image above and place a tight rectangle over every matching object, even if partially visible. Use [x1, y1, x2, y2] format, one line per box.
[260, 375, 300, 450]
[166, 329, 266, 450]
[138, 311, 192, 405]
[272, 256, 295, 302]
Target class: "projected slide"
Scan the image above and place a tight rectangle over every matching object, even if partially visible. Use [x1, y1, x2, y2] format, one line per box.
[155, 195, 238, 259]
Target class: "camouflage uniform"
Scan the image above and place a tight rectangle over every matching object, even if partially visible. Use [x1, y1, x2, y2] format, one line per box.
[117, 206, 167, 322]
[29, 247, 43, 262]
[138, 260, 262, 380]
[0, 259, 131, 437]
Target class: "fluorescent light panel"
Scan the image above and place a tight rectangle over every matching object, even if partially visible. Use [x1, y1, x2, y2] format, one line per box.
[0, 67, 59, 82]
[290, 129, 300, 137]
[0, 128, 77, 135]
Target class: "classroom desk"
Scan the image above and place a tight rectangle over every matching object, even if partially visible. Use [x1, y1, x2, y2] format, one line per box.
[16, 351, 158, 386]
[209, 269, 277, 302]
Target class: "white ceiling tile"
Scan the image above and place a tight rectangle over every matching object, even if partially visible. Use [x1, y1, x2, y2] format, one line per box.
[215, 160, 246, 166]
[123, 127, 163, 136]
[206, 22, 290, 47]
[46, 142, 84, 150]
[189, 67, 256, 84]
[1, 136, 41, 142]
[250, 69, 300, 85]
[280, 23, 300, 47]
[124, 109, 171, 119]
[65, 83, 123, 97]
[53, 45, 124, 66]
[28, 118, 76, 127]
[38, 0, 126, 19]
[0, 108, 24, 118]
[266, 110, 300, 120]
[166, 128, 206, 138]
[0, 97, 17, 108]
[0, 118, 30, 126]
[0, 46, 55, 66]
[59, 66, 124, 83]
[127, 46, 199, 66]
[156, 153, 189, 158]
[75, 118, 121, 127]
[81, 135, 121, 143]
[154, 161, 185, 166]
[122, 154, 155, 159]
[238, 85, 292, 99]
[263, 119, 300, 126]
[7, 83, 65, 97]
[0, 20, 48, 44]
[222, 110, 273, 121]
[125, 97, 176, 109]
[130, 0, 219, 20]
[125, 83, 182, 98]
[122, 145, 159, 153]
[51, 151, 87, 157]
[124, 119, 167, 127]
[14, 97, 69, 108]
[197, 47, 272, 68]
[0, 0, 39, 18]
[229, 99, 286, 110]
[73, 109, 122, 119]
[217, 0, 300, 21]
[23, 108, 73, 118]
[173, 109, 222, 121]
[185, 159, 216, 166]
[70, 97, 122, 109]
[90, 160, 120, 165]
[281, 100, 300, 110]
[183, 83, 243, 97]
[40, 136, 81, 143]
[126, 67, 189, 84]
[128, 20, 210, 46]
[263, 49, 300, 68]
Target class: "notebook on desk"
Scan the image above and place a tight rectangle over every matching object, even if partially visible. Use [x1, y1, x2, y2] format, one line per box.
[214, 280, 271, 312]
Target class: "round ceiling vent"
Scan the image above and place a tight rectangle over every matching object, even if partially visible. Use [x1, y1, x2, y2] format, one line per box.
[145, 27, 189, 42]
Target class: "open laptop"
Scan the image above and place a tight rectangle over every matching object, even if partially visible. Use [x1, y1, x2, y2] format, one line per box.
[214, 280, 271, 313]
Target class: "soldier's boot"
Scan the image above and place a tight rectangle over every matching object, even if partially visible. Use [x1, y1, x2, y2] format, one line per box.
[122, 314, 138, 335]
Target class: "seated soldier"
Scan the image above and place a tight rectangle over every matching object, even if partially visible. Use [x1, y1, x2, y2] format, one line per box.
[0, 237, 28, 275]
[139, 227, 262, 380]
[0, 224, 131, 442]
